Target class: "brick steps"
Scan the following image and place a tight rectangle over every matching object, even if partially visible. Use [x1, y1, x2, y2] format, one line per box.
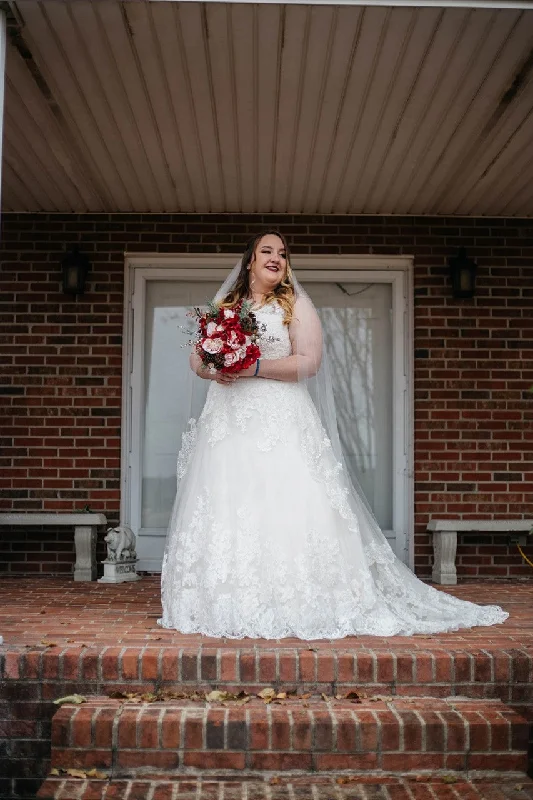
[36, 774, 533, 800]
[50, 696, 528, 776]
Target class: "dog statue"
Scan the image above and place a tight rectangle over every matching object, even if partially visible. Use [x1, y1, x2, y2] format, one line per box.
[104, 525, 137, 562]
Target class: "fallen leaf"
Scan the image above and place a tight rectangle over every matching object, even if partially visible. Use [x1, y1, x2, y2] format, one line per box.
[276, 692, 287, 700]
[85, 769, 108, 779]
[54, 695, 87, 706]
[270, 777, 281, 785]
[40, 639, 57, 648]
[206, 690, 232, 703]
[515, 785, 524, 791]
[258, 688, 276, 702]
[236, 695, 251, 706]
[345, 691, 361, 702]
[321, 693, 329, 702]
[65, 769, 89, 779]
[308, 646, 318, 652]
[335, 694, 343, 700]
[442, 775, 458, 784]
[50, 768, 60, 776]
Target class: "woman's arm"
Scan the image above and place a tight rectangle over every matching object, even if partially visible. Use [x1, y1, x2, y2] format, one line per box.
[240, 296, 323, 382]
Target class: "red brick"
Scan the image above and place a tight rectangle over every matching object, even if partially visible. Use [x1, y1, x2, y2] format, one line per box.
[184, 711, 204, 749]
[315, 753, 378, 770]
[138, 708, 161, 749]
[249, 752, 312, 770]
[258, 653, 276, 682]
[161, 710, 181, 749]
[117, 708, 139, 748]
[161, 651, 178, 682]
[183, 751, 245, 769]
[141, 650, 159, 681]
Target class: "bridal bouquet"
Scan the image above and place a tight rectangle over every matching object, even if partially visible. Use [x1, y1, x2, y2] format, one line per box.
[189, 300, 263, 374]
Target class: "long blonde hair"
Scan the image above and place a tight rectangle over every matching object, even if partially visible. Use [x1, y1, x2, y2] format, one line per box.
[220, 230, 295, 325]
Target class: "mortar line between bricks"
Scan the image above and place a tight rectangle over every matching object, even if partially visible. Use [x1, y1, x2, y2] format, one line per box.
[413, 707, 427, 752]
[110, 701, 125, 780]
[435, 710, 448, 756]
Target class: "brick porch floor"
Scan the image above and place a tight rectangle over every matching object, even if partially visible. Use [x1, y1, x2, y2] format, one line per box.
[1, 577, 532, 649]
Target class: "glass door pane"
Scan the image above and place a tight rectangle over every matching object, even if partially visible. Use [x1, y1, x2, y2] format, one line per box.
[141, 281, 219, 531]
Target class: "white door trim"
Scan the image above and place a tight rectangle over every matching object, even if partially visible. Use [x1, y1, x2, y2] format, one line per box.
[122, 253, 414, 569]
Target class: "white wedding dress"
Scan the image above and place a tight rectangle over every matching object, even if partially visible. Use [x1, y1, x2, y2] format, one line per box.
[159, 301, 508, 639]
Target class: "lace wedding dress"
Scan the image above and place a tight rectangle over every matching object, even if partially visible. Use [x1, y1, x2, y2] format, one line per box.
[159, 301, 508, 639]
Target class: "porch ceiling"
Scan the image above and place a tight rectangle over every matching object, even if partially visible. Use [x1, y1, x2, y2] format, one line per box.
[2, 0, 533, 216]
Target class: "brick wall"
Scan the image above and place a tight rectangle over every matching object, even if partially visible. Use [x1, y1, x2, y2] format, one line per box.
[1, 213, 532, 579]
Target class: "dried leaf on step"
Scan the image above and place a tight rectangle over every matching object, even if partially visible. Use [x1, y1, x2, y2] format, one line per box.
[335, 694, 343, 700]
[336, 776, 358, 785]
[301, 693, 312, 700]
[276, 692, 287, 700]
[54, 694, 87, 706]
[40, 639, 57, 648]
[140, 693, 158, 703]
[345, 691, 360, 702]
[65, 769, 90, 779]
[258, 688, 276, 702]
[321, 693, 329, 702]
[515, 785, 524, 792]
[85, 769, 108, 779]
[270, 777, 281, 785]
[442, 776, 458, 784]
[236, 695, 251, 706]
[205, 690, 231, 703]
[50, 769, 60, 776]
[307, 646, 317, 651]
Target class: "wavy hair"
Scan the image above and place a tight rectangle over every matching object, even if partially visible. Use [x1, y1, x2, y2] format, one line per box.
[220, 230, 295, 325]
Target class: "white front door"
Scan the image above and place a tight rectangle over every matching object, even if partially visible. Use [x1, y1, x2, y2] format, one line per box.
[124, 257, 412, 572]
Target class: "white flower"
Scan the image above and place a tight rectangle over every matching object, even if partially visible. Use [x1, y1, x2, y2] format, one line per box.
[202, 338, 223, 354]
[224, 309, 235, 319]
[206, 321, 217, 336]
[224, 352, 239, 366]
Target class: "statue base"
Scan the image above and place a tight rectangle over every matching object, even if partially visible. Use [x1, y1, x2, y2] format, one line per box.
[98, 559, 141, 584]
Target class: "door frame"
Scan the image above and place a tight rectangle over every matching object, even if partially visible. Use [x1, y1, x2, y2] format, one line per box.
[122, 253, 414, 569]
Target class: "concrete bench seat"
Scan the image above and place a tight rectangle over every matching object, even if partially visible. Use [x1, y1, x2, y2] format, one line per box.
[0, 513, 107, 581]
[427, 518, 533, 585]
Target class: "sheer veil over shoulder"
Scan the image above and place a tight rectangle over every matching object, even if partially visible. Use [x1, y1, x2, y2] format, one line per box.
[159, 244, 508, 640]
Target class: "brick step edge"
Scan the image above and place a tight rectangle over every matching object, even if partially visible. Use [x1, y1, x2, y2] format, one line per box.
[36, 774, 533, 800]
[50, 696, 529, 774]
[4, 645, 532, 703]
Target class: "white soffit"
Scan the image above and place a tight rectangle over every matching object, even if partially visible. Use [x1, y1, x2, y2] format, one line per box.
[2, 0, 533, 215]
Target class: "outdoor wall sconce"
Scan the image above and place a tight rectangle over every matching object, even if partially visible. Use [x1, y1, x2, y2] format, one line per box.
[448, 247, 477, 299]
[61, 245, 90, 295]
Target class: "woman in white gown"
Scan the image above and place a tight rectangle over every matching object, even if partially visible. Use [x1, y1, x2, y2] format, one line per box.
[159, 231, 508, 639]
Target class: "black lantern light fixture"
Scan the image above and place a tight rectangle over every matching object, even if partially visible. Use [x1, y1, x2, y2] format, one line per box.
[61, 245, 90, 295]
[448, 247, 477, 299]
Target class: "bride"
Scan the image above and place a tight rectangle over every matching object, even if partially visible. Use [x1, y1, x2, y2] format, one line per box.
[159, 230, 508, 639]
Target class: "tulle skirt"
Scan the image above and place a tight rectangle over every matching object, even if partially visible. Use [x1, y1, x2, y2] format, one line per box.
[159, 378, 508, 639]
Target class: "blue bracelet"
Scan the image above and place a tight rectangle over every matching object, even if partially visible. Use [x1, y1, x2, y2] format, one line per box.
[254, 359, 261, 377]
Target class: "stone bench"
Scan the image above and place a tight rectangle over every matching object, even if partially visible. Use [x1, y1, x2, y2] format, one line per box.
[427, 519, 533, 585]
[0, 513, 107, 581]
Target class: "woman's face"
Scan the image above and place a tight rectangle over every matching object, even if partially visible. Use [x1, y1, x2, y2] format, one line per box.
[249, 234, 287, 292]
